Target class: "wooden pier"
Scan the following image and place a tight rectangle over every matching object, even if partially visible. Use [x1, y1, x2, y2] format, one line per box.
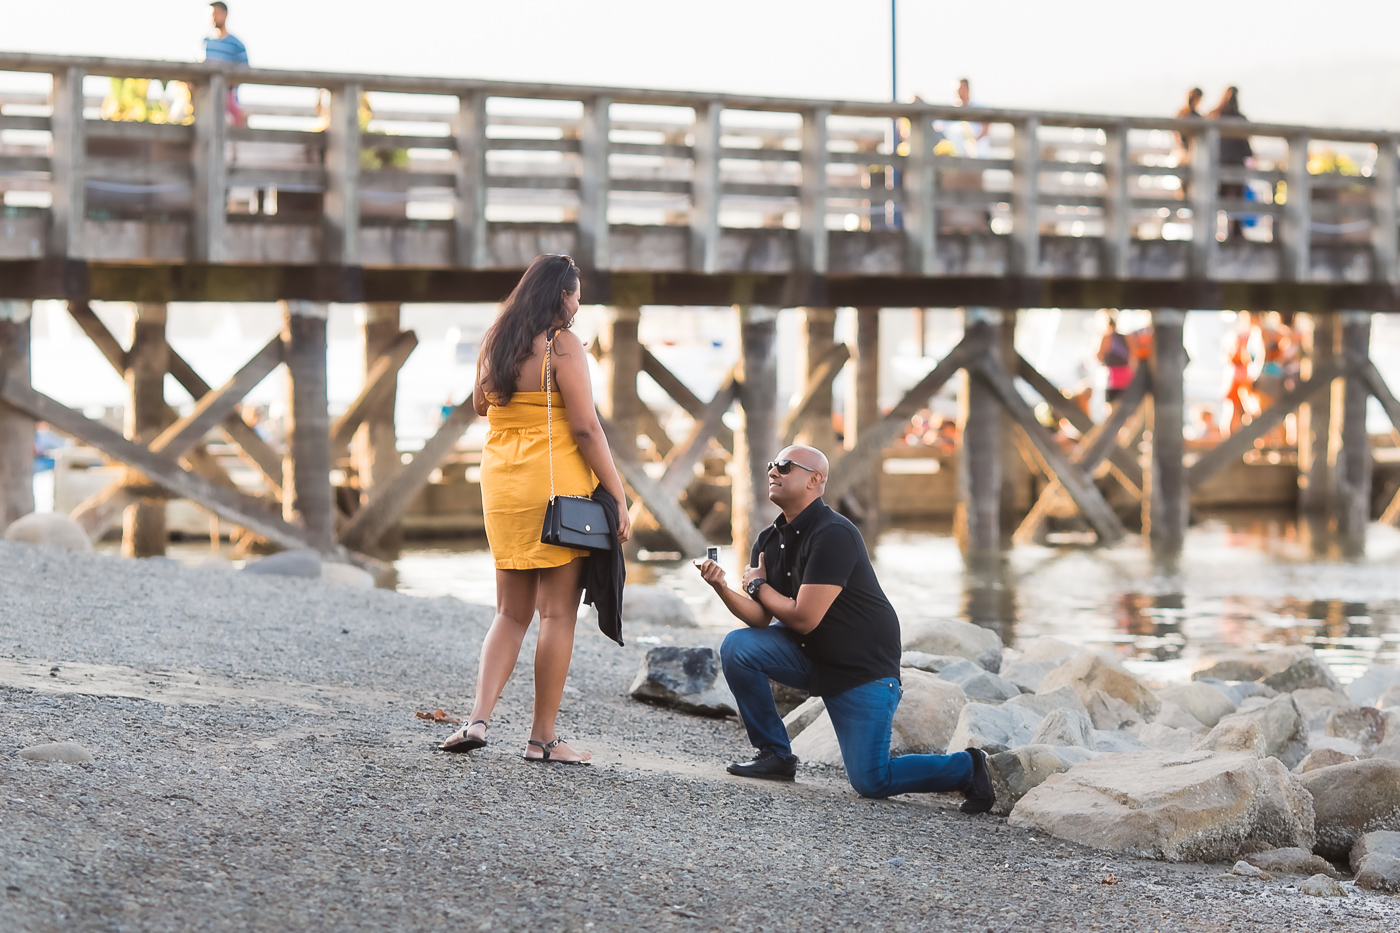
[4, 53, 1400, 561]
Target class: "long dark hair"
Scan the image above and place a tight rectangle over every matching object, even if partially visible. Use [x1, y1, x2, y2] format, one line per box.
[478, 253, 580, 405]
[1209, 86, 1242, 119]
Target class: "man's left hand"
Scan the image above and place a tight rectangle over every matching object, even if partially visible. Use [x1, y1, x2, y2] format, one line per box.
[741, 553, 767, 590]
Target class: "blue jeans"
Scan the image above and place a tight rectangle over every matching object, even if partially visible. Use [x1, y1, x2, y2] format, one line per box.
[720, 624, 973, 799]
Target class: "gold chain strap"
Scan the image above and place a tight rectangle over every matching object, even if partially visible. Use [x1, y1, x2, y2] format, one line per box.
[544, 330, 555, 502]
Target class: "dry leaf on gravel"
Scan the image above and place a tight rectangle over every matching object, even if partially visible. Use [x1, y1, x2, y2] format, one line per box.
[1101, 874, 1118, 885]
[415, 709, 460, 724]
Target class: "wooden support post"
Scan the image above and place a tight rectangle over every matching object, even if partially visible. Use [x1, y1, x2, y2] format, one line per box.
[1011, 117, 1040, 276]
[1373, 135, 1399, 285]
[453, 90, 488, 269]
[1103, 122, 1132, 279]
[792, 307, 838, 452]
[845, 308, 881, 535]
[598, 306, 642, 457]
[1297, 312, 1335, 513]
[1190, 122, 1219, 278]
[356, 303, 404, 553]
[0, 301, 34, 528]
[578, 95, 612, 272]
[1358, 360, 1400, 527]
[998, 311, 1031, 531]
[732, 306, 780, 553]
[1336, 312, 1373, 548]
[323, 82, 362, 266]
[689, 100, 722, 274]
[191, 72, 228, 263]
[798, 108, 830, 276]
[904, 111, 937, 275]
[282, 301, 334, 552]
[49, 65, 86, 259]
[1282, 133, 1312, 281]
[957, 311, 1003, 554]
[1146, 309, 1187, 556]
[331, 328, 417, 456]
[122, 303, 169, 557]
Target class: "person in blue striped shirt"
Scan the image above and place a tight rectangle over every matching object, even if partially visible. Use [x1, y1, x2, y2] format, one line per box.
[202, 2, 248, 125]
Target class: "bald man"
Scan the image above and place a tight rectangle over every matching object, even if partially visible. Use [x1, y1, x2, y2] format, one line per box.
[697, 446, 993, 811]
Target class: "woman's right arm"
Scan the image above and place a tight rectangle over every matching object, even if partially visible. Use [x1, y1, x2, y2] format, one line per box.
[550, 331, 632, 544]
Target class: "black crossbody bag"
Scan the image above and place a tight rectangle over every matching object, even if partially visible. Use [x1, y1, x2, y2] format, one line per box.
[539, 332, 613, 552]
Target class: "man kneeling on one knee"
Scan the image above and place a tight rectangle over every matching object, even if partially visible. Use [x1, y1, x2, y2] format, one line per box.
[696, 445, 994, 812]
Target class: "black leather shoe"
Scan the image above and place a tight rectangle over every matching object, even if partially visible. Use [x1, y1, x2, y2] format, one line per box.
[726, 749, 798, 782]
[960, 747, 994, 814]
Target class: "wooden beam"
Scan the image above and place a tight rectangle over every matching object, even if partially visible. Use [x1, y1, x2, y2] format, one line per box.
[0, 380, 321, 553]
[599, 415, 709, 558]
[578, 95, 612, 271]
[1190, 123, 1219, 279]
[640, 346, 735, 453]
[0, 302, 34, 527]
[958, 316, 1004, 553]
[122, 303, 169, 557]
[151, 335, 284, 460]
[323, 82, 362, 266]
[1281, 132, 1311, 282]
[637, 404, 676, 460]
[1188, 361, 1345, 489]
[780, 341, 850, 447]
[1011, 116, 1040, 275]
[48, 66, 85, 259]
[191, 72, 228, 263]
[331, 328, 417, 456]
[903, 112, 937, 275]
[1147, 309, 1187, 555]
[689, 100, 722, 274]
[282, 301, 335, 551]
[1297, 312, 1335, 513]
[825, 330, 986, 504]
[1102, 122, 1131, 279]
[797, 107, 830, 276]
[66, 300, 128, 370]
[660, 376, 737, 497]
[453, 89, 488, 269]
[166, 347, 285, 490]
[971, 354, 1127, 544]
[1337, 313, 1373, 544]
[732, 306, 780, 552]
[339, 398, 477, 551]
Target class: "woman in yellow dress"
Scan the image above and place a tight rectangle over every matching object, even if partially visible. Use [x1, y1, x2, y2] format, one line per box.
[441, 254, 630, 763]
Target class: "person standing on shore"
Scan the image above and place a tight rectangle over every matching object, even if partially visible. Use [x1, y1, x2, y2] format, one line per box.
[202, 2, 249, 125]
[694, 445, 994, 812]
[440, 254, 631, 763]
[1097, 312, 1134, 407]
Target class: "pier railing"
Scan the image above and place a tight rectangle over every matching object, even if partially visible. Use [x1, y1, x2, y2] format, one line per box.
[2, 53, 1398, 307]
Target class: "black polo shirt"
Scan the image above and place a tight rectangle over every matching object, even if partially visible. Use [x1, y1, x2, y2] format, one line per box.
[750, 498, 901, 697]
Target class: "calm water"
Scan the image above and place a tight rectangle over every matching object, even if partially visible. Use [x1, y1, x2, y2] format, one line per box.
[393, 513, 1400, 686]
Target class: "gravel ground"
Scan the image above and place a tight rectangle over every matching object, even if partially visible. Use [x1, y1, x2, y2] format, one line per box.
[3, 540, 1399, 933]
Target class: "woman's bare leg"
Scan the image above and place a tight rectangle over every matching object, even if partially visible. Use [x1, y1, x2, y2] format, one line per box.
[443, 568, 537, 749]
[525, 557, 590, 762]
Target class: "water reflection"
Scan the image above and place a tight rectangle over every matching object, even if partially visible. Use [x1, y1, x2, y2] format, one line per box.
[385, 510, 1399, 684]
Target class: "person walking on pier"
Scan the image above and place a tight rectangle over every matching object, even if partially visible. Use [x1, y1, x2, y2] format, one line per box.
[1097, 312, 1134, 406]
[1174, 87, 1204, 195]
[202, 2, 249, 125]
[1210, 86, 1253, 239]
[440, 254, 631, 763]
[695, 445, 994, 812]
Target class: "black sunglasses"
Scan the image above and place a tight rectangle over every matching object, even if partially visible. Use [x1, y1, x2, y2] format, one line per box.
[767, 459, 819, 475]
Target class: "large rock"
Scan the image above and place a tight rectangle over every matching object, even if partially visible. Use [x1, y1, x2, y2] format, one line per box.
[1193, 677, 1278, 707]
[782, 696, 825, 740]
[1153, 701, 1208, 733]
[1379, 684, 1400, 711]
[19, 742, 93, 763]
[1372, 711, 1400, 763]
[1195, 718, 1267, 757]
[1137, 722, 1196, 753]
[622, 585, 698, 628]
[1007, 685, 1088, 719]
[1009, 750, 1315, 862]
[1299, 874, 1347, 898]
[1327, 706, 1387, 752]
[1193, 647, 1340, 693]
[1299, 759, 1400, 860]
[901, 619, 1002, 672]
[946, 702, 1043, 755]
[1296, 748, 1358, 773]
[1083, 688, 1145, 732]
[999, 637, 1083, 693]
[1213, 695, 1307, 768]
[242, 549, 321, 578]
[987, 744, 1096, 816]
[899, 652, 967, 675]
[937, 659, 1020, 703]
[1350, 830, 1400, 893]
[1091, 730, 1149, 754]
[1347, 665, 1400, 708]
[1038, 654, 1160, 720]
[769, 681, 810, 716]
[1243, 847, 1340, 879]
[1261, 648, 1342, 693]
[790, 670, 967, 764]
[1029, 708, 1093, 749]
[628, 647, 736, 717]
[1290, 686, 1353, 731]
[1158, 682, 1236, 729]
[320, 562, 375, 588]
[3, 513, 92, 553]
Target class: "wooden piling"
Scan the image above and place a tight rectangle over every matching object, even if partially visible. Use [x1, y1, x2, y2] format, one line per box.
[845, 307, 882, 536]
[0, 300, 35, 529]
[122, 303, 168, 557]
[356, 302, 404, 553]
[1297, 312, 1335, 513]
[1336, 311, 1374, 548]
[795, 307, 838, 453]
[1147, 309, 1187, 555]
[732, 305, 779, 554]
[956, 310, 1002, 554]
[998, 311, 1031, 533]
[597, 307, 642, 454]
[282, 301, 335, 553]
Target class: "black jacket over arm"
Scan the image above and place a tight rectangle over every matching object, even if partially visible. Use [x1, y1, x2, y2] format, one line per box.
[582, 484, 626, 645]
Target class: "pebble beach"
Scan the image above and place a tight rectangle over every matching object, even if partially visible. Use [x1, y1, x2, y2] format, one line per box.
[3, 540, 1400, 932]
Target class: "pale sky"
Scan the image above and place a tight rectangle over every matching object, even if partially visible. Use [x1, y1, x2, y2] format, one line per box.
[5, 0, 1400, 128]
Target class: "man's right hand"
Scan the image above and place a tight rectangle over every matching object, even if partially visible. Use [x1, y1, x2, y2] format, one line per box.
[695, 559, 726, 592]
